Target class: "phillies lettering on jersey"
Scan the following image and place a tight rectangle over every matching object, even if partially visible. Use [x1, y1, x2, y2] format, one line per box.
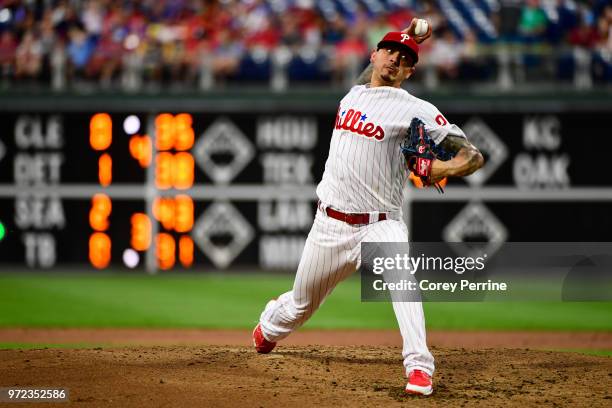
[335, 107, 385, 140]
[318, 85, 466, 213]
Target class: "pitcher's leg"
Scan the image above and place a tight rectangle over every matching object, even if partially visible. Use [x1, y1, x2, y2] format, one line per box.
[392, 301, 435, 375]
[259, 213, 357, 342]
[361, 220, 435, 376]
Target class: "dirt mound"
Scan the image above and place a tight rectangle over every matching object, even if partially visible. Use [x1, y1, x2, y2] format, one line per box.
[1, 345, 610, 407]
[2, 328, 611, 349]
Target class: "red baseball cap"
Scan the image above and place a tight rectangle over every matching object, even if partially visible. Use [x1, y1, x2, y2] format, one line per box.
[377, 32, 419, 64]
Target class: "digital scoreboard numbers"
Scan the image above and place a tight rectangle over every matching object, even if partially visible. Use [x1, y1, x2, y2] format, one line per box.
[0, 112, 196, 271]
[87, 112, 196, 270]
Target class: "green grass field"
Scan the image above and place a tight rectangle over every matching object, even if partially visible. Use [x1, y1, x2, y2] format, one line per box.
[0, 272, 611, 331]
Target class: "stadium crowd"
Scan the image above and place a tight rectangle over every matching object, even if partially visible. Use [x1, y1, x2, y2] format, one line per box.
[0, 0, 610, 89]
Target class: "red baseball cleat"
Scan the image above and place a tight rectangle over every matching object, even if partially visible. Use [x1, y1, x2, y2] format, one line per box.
[252, 323, 276, 354]
[405, 369, 433, 395]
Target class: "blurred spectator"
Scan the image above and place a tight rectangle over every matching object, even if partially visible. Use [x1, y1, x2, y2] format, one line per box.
[387, 7, 414, 31]
[0, 31, 17, 79]
[595, 14, 610, 51]
[52, 1, 80, 38]
[81, 0, 104, 40]
[290, 2, 321, 47]
[12, 2, 35, 35]
[161, 39, 186, 83]
[331, 31, 368, 83]
[245, 17, 280, 50]
[345, 5, 370, 38]
[280, 14, 303, 49]
[518, 0, 549, 43]
[460, 29, 496, 81]
[366, 14, 394, 50]
[15, 30, 42, 79]
[568, 10, 600, 48]
[39, 11, 57, 57]
[210, 29, 244, 83]
[593, 9, 612, 81]
[87, 33, 123, 86]
[139, 36, 163, 83]
[428, 27, 462, 80]
[498, 0, 523, 42]
[322, 16, 346, 45]
[599, 5, 612, 52]
[182, 10, 208, 84]
[66, 26, 95, 79]
[552, 0, 582, 43]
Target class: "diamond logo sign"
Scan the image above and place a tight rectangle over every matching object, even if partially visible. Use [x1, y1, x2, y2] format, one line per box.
[193, 202, 254, 269]
[462, 117, 508, 186]
[194, 118, 255, 184]
[443, 202, 508, 258]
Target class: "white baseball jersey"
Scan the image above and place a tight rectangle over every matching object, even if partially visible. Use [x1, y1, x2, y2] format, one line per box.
[316, 84, 466, 213]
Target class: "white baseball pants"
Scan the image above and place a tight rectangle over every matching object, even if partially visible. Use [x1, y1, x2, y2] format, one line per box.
[259, 206, 435, 376]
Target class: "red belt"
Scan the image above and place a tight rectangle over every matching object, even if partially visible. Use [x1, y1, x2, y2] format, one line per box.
[319, 201, 387, 225]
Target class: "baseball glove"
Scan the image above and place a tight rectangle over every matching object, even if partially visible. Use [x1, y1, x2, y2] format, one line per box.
[401, 117, 454, 193]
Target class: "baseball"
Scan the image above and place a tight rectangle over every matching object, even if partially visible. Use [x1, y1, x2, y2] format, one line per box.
[415, 19, 429, 36]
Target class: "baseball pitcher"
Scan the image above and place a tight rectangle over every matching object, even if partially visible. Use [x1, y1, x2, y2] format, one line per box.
[253, 19, 484, 396]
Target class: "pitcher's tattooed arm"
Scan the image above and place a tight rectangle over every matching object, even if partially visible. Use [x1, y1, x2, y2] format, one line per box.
[434, 135, 484, 178]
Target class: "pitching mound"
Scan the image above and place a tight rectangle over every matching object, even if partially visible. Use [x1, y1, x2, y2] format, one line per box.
[1, 345, 610, 407]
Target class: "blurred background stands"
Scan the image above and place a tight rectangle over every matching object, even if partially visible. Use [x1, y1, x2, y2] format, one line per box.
[0, 0, 610, 93]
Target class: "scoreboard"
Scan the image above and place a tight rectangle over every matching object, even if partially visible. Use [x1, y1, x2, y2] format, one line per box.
[0, 113, 199, 270]
[0, 111, 329, 272]
[0, 102, 610, 272]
